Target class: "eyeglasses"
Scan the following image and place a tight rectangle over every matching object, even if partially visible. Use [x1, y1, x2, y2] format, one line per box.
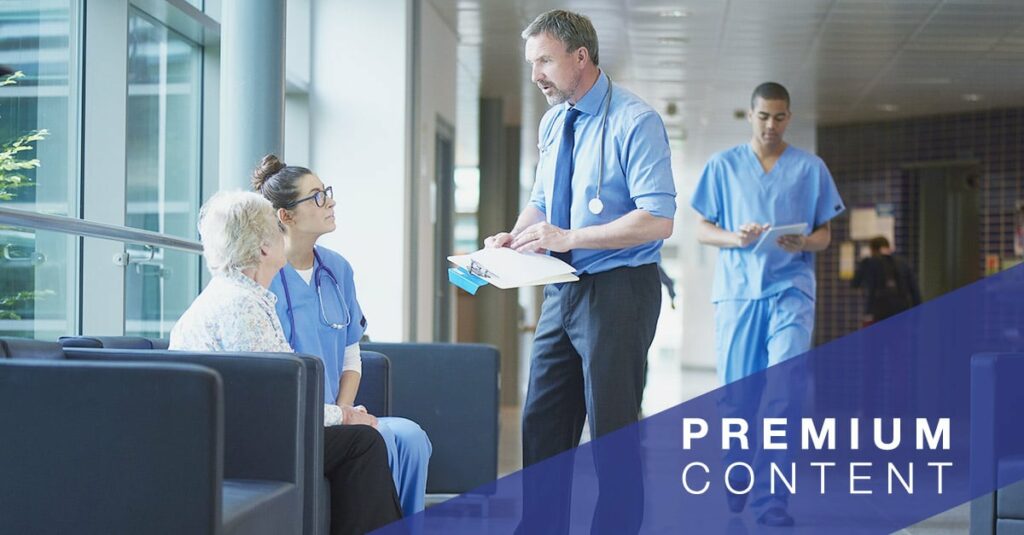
[286, 186, 333, 208]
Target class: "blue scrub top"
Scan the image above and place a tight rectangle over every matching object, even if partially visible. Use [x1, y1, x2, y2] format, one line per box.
[269, 245, 366, 404]
[691, 143, 845, 302]
[528, 71, 677, 275]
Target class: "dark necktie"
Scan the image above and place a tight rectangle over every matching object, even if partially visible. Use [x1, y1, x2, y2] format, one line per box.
[551, 107, 580, 265]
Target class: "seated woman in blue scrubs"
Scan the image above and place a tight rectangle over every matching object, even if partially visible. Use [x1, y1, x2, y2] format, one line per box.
[252, 154, 432, 516]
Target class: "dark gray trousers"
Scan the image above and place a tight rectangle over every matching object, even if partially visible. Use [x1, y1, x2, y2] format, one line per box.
[519, 263, 661, 534]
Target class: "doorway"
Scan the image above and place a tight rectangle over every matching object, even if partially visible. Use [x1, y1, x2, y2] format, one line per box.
[434, 118, 455, 342]
[903, 161, 981, 301]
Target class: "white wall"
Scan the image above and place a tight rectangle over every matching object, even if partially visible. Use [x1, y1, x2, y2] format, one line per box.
[413, 2, 458, 341]
[310, 0, 409, 341]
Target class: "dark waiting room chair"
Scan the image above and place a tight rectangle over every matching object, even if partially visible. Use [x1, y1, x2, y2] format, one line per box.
[0, 337, 306, 535]
[362, 342, 500, 495]
[58, 335, 392, 535]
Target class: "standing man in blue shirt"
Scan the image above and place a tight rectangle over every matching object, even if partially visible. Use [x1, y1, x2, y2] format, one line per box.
[484, 9, 676, 533]
[691, 82, 845, 527]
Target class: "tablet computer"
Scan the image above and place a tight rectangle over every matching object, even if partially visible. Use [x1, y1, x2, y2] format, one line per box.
[752, 223, 809, 254]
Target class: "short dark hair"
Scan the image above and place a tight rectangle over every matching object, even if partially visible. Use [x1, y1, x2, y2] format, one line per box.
[869, 236, 891, 254]
[522, 10, 600, 66]
[750, 82, 790, 109]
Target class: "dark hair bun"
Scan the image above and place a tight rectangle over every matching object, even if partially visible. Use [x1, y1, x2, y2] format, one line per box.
[251, 154, 286, 192]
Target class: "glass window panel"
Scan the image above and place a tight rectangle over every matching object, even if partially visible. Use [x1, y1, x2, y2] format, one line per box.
[124, 8, 202, 337]
[0, 1, 79, 339]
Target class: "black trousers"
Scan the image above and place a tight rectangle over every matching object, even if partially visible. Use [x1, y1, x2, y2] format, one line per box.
[324, 425, 403, 535]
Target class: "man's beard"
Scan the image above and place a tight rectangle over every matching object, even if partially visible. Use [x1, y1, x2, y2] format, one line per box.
[545, 87, 572, 105]
[542, 73, 582, 106]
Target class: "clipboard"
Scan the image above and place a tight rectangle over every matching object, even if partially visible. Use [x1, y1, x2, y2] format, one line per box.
[447, 247, 578, 295]
[752, 223, 809, 254]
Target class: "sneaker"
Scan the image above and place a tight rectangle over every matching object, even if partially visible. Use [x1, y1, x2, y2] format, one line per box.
[756, 507, 795, 527]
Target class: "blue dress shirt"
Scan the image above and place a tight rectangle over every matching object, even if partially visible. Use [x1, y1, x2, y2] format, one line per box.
[528, 71, 676, 275]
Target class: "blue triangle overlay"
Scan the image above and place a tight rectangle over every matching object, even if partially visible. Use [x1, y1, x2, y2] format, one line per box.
[375, 264, 1024, 534]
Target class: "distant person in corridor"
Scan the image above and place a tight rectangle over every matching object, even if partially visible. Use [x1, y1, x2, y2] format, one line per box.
[852, 236, 921, 324]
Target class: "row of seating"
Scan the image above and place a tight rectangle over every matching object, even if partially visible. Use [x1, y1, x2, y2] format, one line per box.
[0, 336, 499, 535]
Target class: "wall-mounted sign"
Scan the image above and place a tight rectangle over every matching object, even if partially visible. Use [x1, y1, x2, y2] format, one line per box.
[849, 205, 896, 250]
[986, 254, 1001, 276]
[839, 241, 855, 280]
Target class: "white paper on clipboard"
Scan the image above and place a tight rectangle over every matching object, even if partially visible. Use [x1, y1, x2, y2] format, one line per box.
[752, 223, 809, 254]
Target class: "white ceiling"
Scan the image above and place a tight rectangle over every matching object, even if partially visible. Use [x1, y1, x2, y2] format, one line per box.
[434, 0, 1024, 168]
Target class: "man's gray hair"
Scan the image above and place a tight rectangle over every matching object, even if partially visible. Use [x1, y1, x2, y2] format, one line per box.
[522, 10, 599, 66]
[198, 190, 280, 276]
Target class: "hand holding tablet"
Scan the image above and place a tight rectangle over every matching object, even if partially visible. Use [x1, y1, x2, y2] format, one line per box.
[752, 223, 809, 254]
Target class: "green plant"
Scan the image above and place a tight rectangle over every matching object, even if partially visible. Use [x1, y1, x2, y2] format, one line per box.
[0, 70, 23, 87]
[0, 70, 54, 325]
[0, 129, 49, 201]
[0, 71, 49, 201]
[0, 290, 54, 320]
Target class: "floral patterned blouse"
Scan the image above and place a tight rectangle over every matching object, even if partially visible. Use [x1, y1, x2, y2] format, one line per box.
[169, 271, 344, 426]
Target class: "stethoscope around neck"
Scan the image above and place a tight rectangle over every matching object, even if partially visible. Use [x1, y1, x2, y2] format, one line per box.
[279, 248, 351, 346]
[558, 73, 613, 216]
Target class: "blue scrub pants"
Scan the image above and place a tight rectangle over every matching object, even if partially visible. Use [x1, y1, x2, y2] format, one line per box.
[377, 416, 432, 516]
[518, 264, 661, 535]
[714, 287, 814, 517]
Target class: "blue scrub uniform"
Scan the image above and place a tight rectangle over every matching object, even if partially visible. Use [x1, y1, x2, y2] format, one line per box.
[691, 143, 844, 516]
[270, 246, 432, 516]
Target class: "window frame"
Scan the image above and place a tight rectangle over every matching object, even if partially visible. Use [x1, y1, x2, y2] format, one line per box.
[80, 0, 218, 335]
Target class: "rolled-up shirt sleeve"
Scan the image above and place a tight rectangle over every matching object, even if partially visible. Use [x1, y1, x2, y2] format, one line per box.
[528, 174, 547, 215]
[624, 111, 676, 219]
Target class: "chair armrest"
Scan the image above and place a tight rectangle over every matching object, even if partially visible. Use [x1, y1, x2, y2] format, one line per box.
[362, 342, 499, 494]
[58, 335, 161, 349]
[1, 337, 66, 359]
[354, 351, 391, 416]
[294, 354, 325, 535]
[65, 348, 305, 485]
[0, 359, 222, 535]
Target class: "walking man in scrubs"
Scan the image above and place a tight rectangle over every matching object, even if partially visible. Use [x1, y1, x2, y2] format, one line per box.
[691, 82, 844, 526]
[484, 9, 675, 533]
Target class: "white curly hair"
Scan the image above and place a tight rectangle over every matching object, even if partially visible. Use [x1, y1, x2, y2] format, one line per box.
[197, 190, 281, 275]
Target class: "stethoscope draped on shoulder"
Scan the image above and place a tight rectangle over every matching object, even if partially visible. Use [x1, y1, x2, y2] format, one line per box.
[543, 72, 614, 216]
[279, 248, 351, 346]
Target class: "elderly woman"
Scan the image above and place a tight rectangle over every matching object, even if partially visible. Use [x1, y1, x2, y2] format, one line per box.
[169, 191, 401, 535]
